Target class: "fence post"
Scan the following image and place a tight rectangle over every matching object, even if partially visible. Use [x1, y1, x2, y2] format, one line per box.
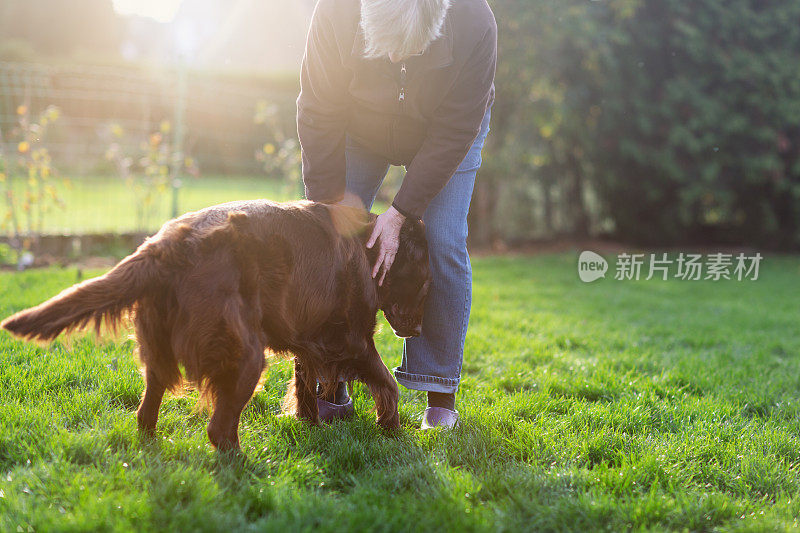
[171, 58, 187, 218]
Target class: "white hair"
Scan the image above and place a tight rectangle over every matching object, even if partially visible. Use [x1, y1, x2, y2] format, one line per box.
[360, 0, 451, 60]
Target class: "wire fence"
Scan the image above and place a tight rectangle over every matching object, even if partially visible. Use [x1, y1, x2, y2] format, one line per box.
[0, 61, 301, 237]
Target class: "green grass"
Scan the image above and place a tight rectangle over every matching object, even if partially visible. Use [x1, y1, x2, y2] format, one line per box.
[5, 173, 397, 235]
[5, 175, 299, 234]
[1, 253, 799, 531]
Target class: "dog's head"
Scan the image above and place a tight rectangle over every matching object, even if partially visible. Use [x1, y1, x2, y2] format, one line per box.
[377, 218, 431, 338]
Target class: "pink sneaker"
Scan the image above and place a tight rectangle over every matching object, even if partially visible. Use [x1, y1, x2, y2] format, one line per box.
[420, 407, 459, 429]
[317, 397, 355, 422]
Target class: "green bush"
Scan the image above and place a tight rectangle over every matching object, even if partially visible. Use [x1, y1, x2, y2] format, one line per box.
[592, 0, 800, 247]
[484, 0, 800, 249]
[0, 242, 15, 266]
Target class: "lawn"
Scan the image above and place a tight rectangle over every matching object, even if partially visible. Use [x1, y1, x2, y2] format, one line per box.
[4, 174, 396, 235]
[5, 175, 299, 235]
[1, 253, 799, 531]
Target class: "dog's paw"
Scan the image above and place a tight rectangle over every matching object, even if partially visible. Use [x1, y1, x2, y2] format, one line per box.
[377, 411, 401, 431]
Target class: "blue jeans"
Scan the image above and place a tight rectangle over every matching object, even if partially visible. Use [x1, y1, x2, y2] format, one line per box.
[345, 107, 491, 394]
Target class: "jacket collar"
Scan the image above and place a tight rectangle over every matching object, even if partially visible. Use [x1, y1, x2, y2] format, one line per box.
[349, 17, 453, 70]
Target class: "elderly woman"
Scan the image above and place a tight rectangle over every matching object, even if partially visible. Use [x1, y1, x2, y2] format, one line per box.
[297, 0, 496, 429]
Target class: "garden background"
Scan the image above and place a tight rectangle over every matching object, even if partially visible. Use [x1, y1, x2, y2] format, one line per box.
[1, 0, 798, 251]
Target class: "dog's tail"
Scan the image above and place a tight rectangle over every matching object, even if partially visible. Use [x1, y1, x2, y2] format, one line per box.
[1, 227, 188, 342]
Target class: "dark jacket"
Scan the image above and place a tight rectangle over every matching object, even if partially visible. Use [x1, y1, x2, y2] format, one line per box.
[297, 0, 497, 219]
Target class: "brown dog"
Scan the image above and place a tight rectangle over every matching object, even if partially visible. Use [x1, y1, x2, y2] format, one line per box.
[1, 200, 431, 450]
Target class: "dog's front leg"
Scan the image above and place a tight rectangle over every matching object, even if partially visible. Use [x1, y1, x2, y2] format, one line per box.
[360, 341, 400, 430]
[289, 359, 319, 424]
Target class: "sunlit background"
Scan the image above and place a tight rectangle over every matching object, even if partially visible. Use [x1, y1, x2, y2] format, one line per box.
[112, 0, 183, 23]
[0, 0, 313, 70]
[0, 0, 319, 241]
[0, 0, 799, 254]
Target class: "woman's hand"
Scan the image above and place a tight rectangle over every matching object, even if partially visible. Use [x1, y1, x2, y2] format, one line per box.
[366, 206, 406, 285]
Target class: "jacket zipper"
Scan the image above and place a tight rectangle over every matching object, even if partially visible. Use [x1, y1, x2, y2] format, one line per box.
[398, 62, 407, 113]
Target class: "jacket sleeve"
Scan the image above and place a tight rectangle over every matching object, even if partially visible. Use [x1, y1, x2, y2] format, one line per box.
[296, 1, 351, 204]
[391, 23, 497, 220]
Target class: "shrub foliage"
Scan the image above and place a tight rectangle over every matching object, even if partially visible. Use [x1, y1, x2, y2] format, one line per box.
[483, 0, 800, 248]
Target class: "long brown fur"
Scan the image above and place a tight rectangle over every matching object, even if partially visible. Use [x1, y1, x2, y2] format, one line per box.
[1, 200, 430, 451]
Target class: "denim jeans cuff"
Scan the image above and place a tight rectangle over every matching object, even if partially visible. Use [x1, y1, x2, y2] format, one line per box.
[393, 367, 460, 394]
